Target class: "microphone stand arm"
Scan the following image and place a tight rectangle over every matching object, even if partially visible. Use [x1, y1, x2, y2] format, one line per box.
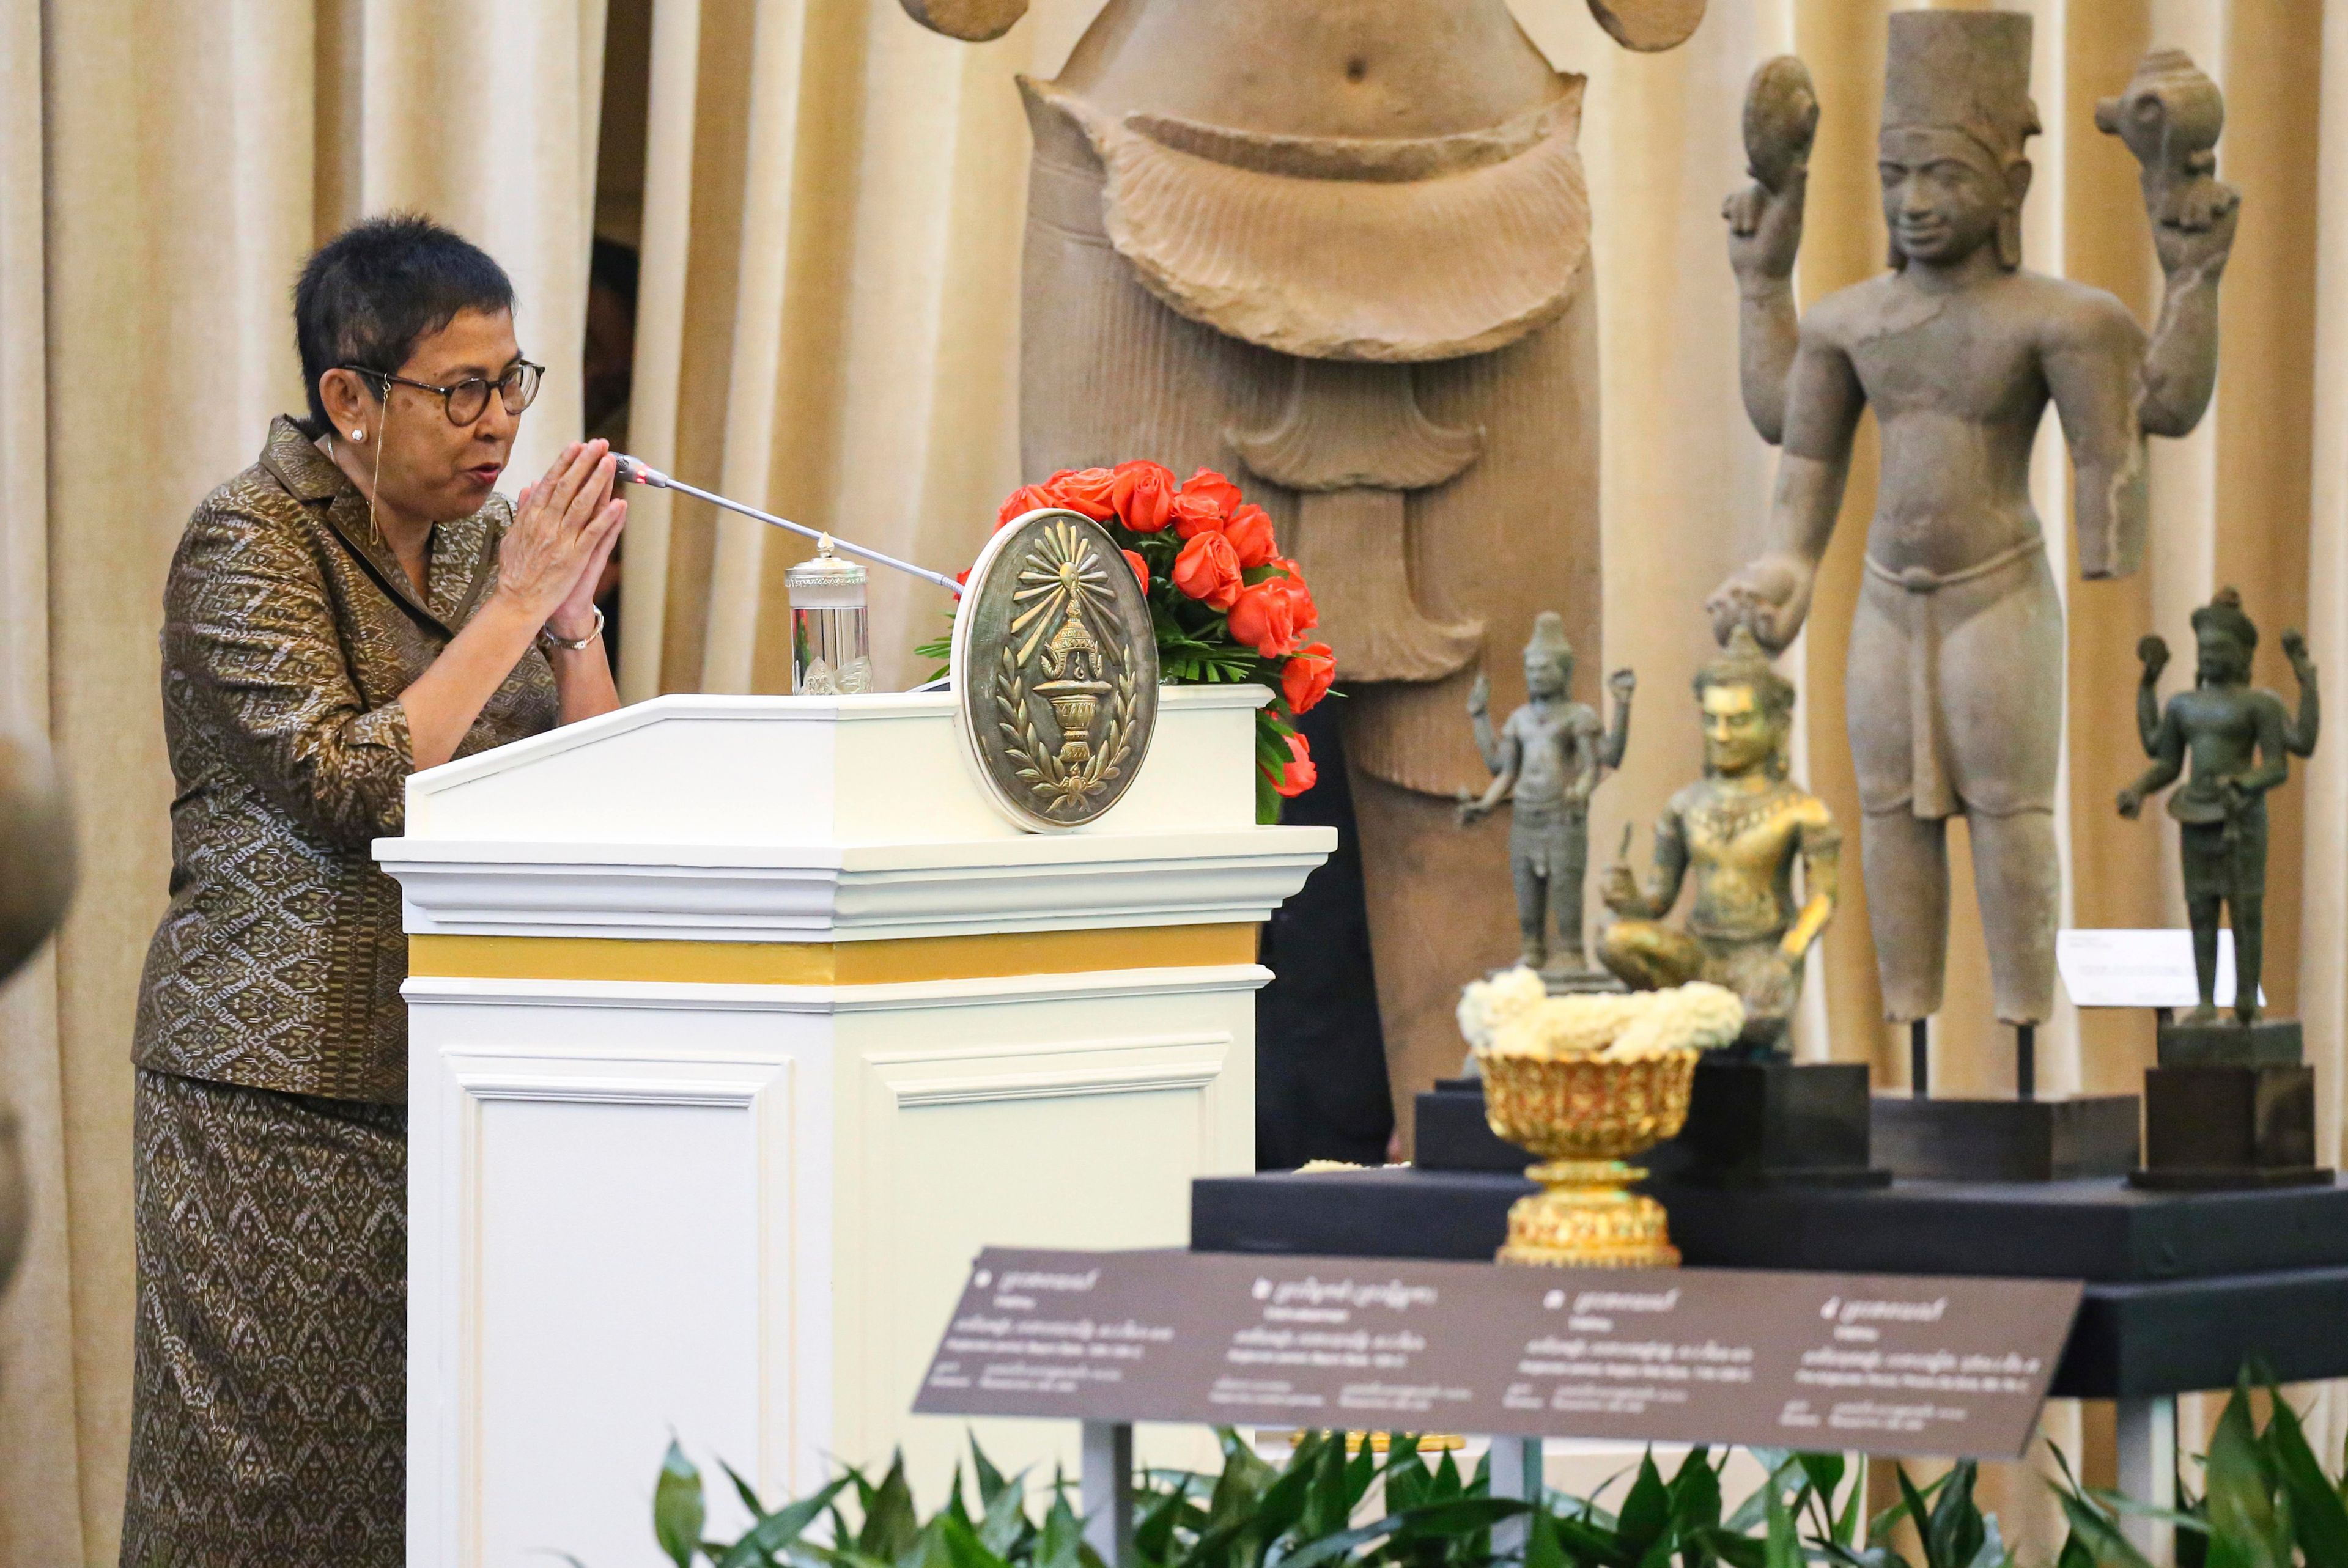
[614, 456, 964, 597]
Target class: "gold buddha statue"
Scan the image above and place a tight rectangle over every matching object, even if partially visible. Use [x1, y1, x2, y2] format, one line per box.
[1597, 627, 1838, 1055]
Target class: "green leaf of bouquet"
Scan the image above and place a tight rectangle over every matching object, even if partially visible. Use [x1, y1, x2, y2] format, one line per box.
[656, 1440, 710, 1568]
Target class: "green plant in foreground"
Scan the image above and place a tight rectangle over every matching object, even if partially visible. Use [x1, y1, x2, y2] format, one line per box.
[623, 1374, 2348, 1568]
[2045, 1369, 2348, 1568]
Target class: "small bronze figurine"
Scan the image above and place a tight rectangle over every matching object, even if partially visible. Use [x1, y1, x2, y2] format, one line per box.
[1457, 613, 1633, 982]
[1597, 626, 1839, 1054]
[2118, 588, 2318, 1025]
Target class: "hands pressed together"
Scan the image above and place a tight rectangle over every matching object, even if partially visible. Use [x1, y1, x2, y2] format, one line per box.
[497, 438, 627, 642]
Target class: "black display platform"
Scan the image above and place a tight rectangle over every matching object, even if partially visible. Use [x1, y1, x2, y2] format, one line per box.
[1413, 1077, 1532, 1173]
[2135, 1063, 2329, 1190]
[1190, 1167, 2348, 1398]
[2057, 1266, 2348, 1397]
[1193, 1167, 2348, 1281]
[1675, 1059, 1889, 1188]
[1872, 1093, 2141, 1181]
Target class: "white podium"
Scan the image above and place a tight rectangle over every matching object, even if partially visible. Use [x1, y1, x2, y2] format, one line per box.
[379, 687, 1332, 1568]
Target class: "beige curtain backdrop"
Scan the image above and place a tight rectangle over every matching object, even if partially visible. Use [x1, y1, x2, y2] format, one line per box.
[0, 2, 608, 1561]
[0, 0, 2338, 1561]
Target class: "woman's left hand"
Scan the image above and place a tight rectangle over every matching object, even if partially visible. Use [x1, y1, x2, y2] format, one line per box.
[527, 477, 625, 644]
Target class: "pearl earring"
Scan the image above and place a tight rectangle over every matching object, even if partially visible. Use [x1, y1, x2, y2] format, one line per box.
[350, 429, 364, 442]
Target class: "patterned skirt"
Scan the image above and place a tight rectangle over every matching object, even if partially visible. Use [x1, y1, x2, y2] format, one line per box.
[120, 1068, 406, 1568]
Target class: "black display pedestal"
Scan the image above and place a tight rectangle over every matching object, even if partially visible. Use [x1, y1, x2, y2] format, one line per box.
[1415, 1064, 1889, 1188]
[1188, 1166, 2348, 1396]
[1412, 1078, 1530, 1172]
[1872, 1093, 2142, 1181]
[2132, 1017, 2331, 1190]
[1675, 1058, 1889, 1188]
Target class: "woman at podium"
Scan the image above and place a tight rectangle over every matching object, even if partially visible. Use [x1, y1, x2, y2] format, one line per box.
[122, 215, 626, 1567]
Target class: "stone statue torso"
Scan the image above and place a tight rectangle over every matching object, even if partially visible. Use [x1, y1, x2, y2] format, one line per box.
[2168, 685, 2284, 822]
[1506, 700, 1597, 811]
[1809, 268, 2142, 578]
[1054, 0, 1567, 133]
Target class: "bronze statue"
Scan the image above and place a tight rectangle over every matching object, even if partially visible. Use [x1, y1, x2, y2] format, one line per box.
[2119, 589, 2317, 1026]
[1707, 13, 2235, 1036]
[0, 729, 76, 1297]
[1456, 613, 1633, 982]
[896, 0, 1711, 1111]
[1597, 626, 1837, 1054]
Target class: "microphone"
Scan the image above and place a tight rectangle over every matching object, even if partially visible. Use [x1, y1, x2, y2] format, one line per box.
[614, 455, 964, 597]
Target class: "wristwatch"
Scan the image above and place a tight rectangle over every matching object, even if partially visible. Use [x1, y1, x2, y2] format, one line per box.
[538, 603, 605, 652]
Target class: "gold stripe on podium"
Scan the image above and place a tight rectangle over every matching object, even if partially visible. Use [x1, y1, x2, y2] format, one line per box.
[405, 923, 1259, 985]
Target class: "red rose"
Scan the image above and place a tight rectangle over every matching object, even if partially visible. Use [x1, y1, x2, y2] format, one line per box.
[1282, 642, 1335, 713]
[996, 484, 1056, 528]
[1268, 557, 1318, 631]
[1110, 460, 1177, 533]
[1171, 490, 1227, 540]
[1043, 467, 1118, 520]
[1227, 580, 1299, 659]
[1222, 502, 1277, 567]
[1121, 548, 1151, 594]
[1268, 732, 1318, 798]
[1170, 529, 1242, 610]
[1181, 468, 1243, 515]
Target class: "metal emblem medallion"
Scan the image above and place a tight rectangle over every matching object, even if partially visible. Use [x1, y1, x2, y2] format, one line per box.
[953, 508, 1159, 831]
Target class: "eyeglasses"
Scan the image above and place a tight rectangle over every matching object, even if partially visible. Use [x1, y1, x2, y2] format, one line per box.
[341, 359, 544, 425]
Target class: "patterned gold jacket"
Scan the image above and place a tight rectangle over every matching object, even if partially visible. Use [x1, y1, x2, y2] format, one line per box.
[135, 418, 559, 1102]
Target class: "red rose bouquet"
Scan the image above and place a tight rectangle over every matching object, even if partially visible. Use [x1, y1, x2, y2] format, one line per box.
[921, 462, 1334, 822]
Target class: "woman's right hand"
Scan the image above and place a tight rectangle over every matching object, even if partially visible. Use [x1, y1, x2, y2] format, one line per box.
[496, 440, 624, 625]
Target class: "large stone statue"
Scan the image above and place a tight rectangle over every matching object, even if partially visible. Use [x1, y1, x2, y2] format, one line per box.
[2119, 589, 2318, 1025]
[1707, 13, 2235, 1039]
[899, 0, 1710, 1115]
[1456, 613, 1634, 982]
[0, 731, 76, 1297]
[1598, 625, 1837, 1054]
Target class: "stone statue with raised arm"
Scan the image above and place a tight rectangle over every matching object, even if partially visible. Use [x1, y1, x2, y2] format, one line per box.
[1456, 613, 1633, 983]
[2118, 589, 2317, 1026]
[1707, 14, 2236, 1037]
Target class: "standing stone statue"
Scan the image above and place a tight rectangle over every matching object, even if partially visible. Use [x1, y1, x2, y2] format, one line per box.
[1598, 625, 1837, 1054]
[2119, 589, 2318, 1025]
[898, 0, 1711, 1110]
[1456, 613, 1633, 982]
[1706, 13, 2235, 1039]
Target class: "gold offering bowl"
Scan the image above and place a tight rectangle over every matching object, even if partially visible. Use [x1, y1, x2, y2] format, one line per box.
[1475, 1047, 1700, 1268]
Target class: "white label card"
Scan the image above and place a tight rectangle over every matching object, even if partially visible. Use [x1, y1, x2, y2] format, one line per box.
[2056, 928, 2261, 1010]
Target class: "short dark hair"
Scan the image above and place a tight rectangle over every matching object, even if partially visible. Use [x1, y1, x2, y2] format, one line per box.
[294, 213, 515, 435]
